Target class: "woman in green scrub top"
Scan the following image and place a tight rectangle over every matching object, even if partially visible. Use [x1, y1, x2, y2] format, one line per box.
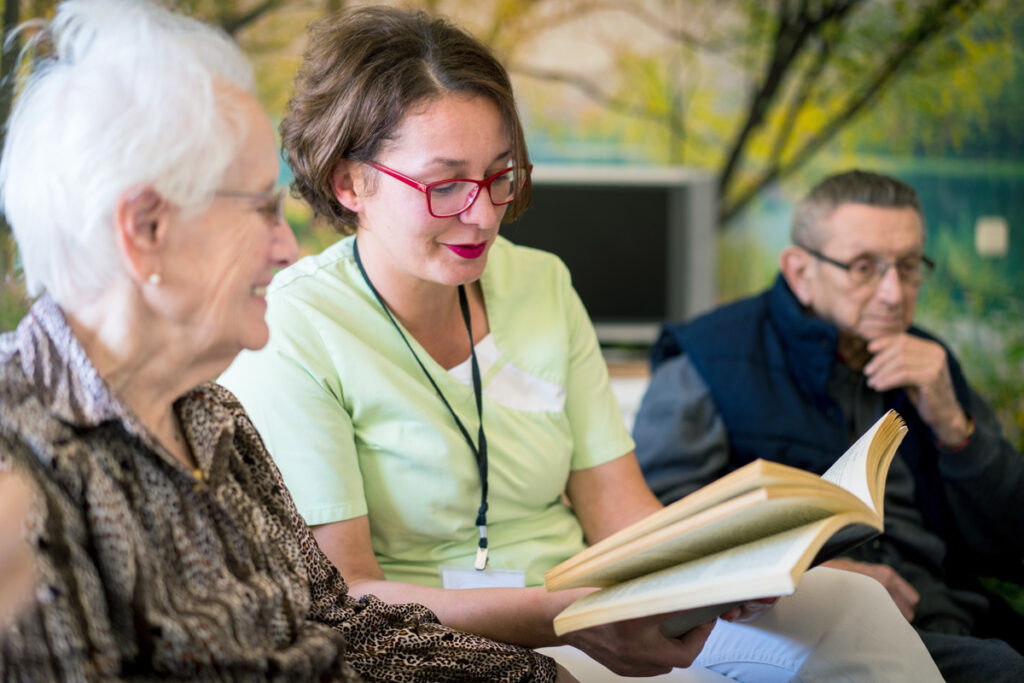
[220, 6, 942, 681]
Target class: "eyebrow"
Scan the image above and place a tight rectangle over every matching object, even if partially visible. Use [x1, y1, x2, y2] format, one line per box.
[843, 248, 925, 261]
[426, 149, 514, 169]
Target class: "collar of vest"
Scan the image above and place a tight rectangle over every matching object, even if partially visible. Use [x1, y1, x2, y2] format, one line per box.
[767, 275, 840, 410]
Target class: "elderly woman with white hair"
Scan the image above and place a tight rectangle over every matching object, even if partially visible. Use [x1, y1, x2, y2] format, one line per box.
[0, 0, 564, 680]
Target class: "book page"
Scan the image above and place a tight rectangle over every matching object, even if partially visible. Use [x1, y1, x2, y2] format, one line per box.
[552, 512, 877, 635]
[547, 486, 869, 590]
[551, 520, 826, 635]
[547, 459, 827, 581]
[821, 410, 906, 512]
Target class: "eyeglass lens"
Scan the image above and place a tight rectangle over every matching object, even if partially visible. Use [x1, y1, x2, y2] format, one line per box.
[427, 168, 519, 217]
[849, 257, 929, 285]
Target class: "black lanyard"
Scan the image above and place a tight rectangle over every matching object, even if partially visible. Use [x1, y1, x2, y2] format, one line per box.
[353, 240, 491, 570]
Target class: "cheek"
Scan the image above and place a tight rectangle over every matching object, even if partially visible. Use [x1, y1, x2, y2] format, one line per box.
[903, 294, 918, 322]
[203, 236, 265, 299]
[814, 288, 864, 331]
[849, 294, 878, 325]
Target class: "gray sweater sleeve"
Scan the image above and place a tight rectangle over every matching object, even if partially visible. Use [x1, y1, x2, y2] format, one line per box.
[632, 354, 731, 505]
[936, 385, 1024, 564]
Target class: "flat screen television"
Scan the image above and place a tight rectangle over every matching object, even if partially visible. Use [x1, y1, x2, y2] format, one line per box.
[502, 164, 717, 346]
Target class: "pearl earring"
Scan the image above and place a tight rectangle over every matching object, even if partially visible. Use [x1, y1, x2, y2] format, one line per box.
[148, 272, 161, 286]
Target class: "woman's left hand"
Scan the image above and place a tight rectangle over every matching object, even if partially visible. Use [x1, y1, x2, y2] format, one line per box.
[0, 471, 37, 630]
[720, 597, 780, 623]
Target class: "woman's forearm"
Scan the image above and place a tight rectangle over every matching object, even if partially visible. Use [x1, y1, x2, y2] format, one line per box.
[346, 577, 591, 648]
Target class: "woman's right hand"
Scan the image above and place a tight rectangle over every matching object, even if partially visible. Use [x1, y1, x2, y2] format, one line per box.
[0, 470, 36, 630]
[560, 613, 717, 677]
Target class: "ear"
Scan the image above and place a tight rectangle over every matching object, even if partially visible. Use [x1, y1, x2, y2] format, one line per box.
[330, 160, 364, 213]
[114, 187, 171, 283]
[779, 245, 815, 307]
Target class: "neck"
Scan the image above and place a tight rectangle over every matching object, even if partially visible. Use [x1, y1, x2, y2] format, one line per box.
[355, 232, 470, 334]
[836, 331, 871, 371]
[63, 287, 227, 465]
[354, 232, 487, 369]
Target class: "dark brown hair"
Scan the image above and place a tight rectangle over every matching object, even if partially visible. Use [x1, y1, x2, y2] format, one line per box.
[281, 6, 531, 234]
[792, 169, 923, 248]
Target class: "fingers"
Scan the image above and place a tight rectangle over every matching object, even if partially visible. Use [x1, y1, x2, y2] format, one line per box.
[0, 471, 37, 629]
[821, 558, 918, 622]
[864, 334, 967, 439]
[0, 472, 32, 519]
[719, 606, 741, 622]
[673, 619, 716, 658]
[729, 597, 780, 623]
[872, 565, 920, 622]
[563, 613, 715, 677]
[864, 334, 945, 390]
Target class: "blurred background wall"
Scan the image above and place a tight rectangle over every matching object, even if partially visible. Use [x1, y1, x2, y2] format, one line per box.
[1, 0, 1020, 447]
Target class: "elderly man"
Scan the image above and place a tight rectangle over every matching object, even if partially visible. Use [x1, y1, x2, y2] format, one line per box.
[634, 169, 1024, 682]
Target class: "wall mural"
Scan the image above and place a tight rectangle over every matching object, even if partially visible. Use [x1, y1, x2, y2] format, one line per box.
[1, 1, 1020, 451]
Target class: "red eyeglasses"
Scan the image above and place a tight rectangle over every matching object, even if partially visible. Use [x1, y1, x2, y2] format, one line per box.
[365, 161, 531, 218]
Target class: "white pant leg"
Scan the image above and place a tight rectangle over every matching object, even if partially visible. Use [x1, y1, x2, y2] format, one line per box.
[694, 566, 943, 682]
[539, 567, 942, 682]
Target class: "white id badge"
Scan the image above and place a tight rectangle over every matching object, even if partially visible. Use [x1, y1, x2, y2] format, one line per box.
[440, 565, 526, 589]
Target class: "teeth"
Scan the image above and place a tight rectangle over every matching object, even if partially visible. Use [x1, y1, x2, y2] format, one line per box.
[252, 286, 267, 297]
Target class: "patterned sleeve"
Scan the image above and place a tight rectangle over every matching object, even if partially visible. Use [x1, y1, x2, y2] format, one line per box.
[233, 408, 559, 683]
[0, 431, 113, 680]
[304, 555, 558, 682]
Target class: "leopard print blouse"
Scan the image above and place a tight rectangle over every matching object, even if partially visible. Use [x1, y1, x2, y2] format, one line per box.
[0, 296, 556, 681]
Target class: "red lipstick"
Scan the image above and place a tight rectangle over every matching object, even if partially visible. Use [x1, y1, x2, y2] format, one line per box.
[445, 242, 487, 259]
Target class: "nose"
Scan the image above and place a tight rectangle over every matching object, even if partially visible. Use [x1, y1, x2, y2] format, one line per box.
[873, 262, 904, 304]
[459, 188, 503, 228]
[272, 215, 299, 268]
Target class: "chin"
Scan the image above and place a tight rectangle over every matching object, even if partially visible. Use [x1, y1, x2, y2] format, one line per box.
[239, 321, 271, 351]
[434, 263, 487, 288]
[244, 333, 271, 352]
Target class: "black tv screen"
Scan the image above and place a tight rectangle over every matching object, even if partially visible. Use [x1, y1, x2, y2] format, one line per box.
[504, 185, 668, 321]
[502, 165, 716, 345]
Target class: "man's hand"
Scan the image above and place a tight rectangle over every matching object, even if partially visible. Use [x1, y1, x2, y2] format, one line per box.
[864, 333, 971, 446]
[822, 557, 919, 622]
[561, 612, 716, 677]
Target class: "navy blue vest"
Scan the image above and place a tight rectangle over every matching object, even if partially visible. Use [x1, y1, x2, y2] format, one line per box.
[651, 275, 973, 547]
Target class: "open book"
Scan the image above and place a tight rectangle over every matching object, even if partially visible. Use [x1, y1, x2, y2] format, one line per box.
[546, 409, 907, 636]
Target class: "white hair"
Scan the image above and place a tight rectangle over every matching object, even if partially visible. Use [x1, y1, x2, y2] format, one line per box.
[0, 0, 256, 305]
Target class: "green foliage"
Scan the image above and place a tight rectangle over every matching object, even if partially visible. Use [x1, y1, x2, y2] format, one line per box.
[284, 195, 342, 258]
[840, 0, 1024, 158]
[980, 577, 1024, 617]
[0, 227, 27, 331]
[716, 227, 778, 303]
[916, 228, 1024, 451]
[0, 270, 27, 332]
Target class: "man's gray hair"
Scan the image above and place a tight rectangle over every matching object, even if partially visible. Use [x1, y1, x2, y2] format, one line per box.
[791, 170, 923, 249]
[0, 0, 255, 305]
